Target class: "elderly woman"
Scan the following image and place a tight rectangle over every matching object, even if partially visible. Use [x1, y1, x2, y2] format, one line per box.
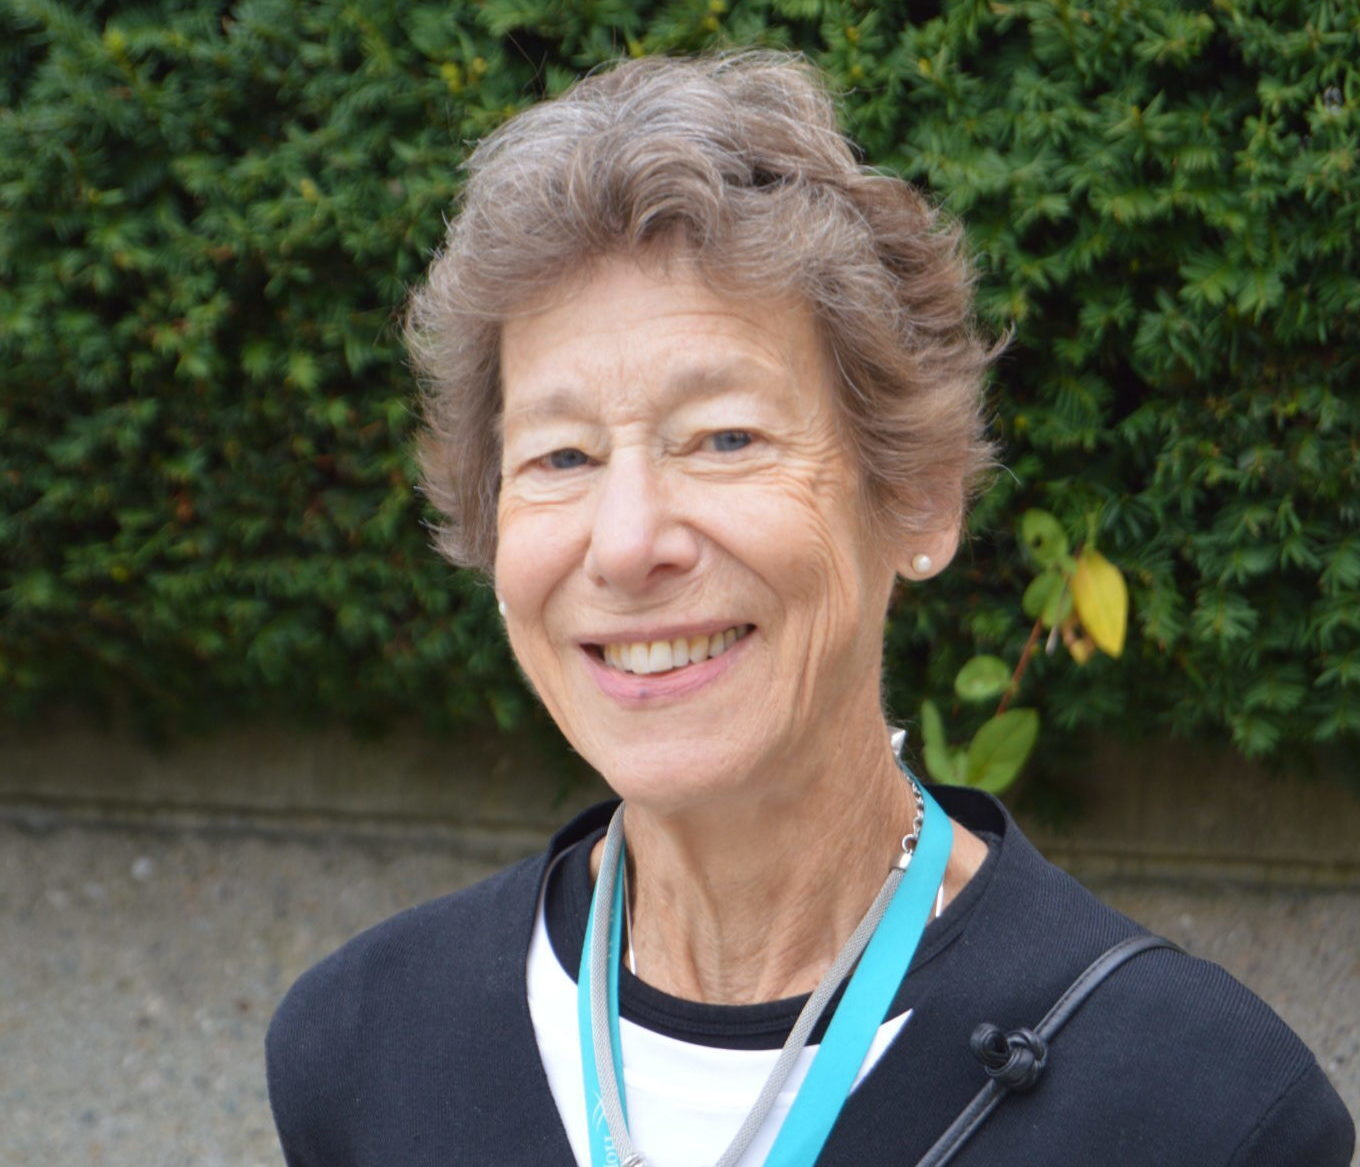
[267, 54, 1352, 1167]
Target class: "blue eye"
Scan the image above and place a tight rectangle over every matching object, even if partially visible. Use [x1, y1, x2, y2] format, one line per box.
[544, 448, 589, 470]
[710, 430, 752, 453]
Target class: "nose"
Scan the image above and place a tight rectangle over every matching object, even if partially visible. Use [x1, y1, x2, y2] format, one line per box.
[584, 451, 700, 592]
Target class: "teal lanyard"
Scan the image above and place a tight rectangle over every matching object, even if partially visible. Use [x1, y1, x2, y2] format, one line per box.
[577, 785, 953, 1167]
[578, 840, 629, 1158]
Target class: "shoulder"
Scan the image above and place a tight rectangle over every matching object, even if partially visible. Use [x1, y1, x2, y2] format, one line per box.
[264, 854, 544, 1163]
[928, 786, 1354, 1165]
[267, 803, 613, 1055]
[267, 851, 543, 1043]
[1034, 943, 1354, 1164]
[263, 802, 618, 1167]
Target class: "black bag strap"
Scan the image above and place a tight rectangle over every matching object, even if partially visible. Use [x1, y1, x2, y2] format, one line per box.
[916, 933, 1185, 1167]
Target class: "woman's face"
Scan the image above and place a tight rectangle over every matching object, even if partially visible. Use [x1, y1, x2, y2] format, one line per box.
[495, 256, 911, 812]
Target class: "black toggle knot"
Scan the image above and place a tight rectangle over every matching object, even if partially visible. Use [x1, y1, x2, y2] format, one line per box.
[970, 1023, 1048, 1092]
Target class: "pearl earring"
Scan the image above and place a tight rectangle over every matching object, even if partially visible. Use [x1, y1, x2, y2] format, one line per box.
[911, 553, 933, 576]
[497, 599, 507, 618]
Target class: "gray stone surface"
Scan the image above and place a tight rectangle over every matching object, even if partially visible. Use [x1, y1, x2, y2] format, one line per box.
[4, 720, 1357, 884]
[1, 814, 1356, 1167]
[0, 817, 503, 1167]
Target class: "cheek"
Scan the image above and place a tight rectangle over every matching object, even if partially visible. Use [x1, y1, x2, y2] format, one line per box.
[494, 502, 585, 624]
[722, 474, 879, 609]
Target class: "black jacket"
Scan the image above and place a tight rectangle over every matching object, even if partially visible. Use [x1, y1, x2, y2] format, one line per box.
[267, 787, 1354, 1165]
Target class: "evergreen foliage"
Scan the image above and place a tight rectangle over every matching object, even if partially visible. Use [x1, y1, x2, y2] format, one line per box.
[2, 0, 1357, 763]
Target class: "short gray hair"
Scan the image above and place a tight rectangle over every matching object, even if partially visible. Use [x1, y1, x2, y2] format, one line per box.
[408, 51, 995, 573]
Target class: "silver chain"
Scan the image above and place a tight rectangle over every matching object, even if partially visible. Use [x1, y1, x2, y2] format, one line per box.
[894, 776, 926, 870]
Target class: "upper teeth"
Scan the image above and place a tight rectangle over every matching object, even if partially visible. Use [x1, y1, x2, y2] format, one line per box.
[602, 626, 749, 675]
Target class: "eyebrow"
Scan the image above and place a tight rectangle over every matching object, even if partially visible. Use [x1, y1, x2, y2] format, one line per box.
[500, 356, 778, 431]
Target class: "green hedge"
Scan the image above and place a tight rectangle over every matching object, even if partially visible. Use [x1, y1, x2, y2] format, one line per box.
[2, 0, 1357, 762]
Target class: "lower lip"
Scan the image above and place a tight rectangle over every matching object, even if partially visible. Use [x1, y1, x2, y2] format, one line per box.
[582, 635, 750, 705]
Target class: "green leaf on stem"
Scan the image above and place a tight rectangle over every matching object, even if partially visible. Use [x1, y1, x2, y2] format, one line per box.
[1022, 568, 1073, 628]
[919, 698, 956, 783]
[965, 709, 1040, 793]
[1019, 509, 1070, 569]
[954, 654, 1012, 702]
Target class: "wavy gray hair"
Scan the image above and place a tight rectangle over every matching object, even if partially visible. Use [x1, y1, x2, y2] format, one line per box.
[407, 51, 995, 573]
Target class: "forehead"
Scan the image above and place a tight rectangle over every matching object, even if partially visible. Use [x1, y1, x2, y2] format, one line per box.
[498, 256, 836, 422]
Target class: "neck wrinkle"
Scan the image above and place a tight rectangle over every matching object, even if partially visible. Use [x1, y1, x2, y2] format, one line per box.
[616, 736, 917, 1006]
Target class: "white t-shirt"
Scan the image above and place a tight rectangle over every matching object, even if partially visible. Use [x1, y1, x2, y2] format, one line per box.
[526, 866, 912, 1167]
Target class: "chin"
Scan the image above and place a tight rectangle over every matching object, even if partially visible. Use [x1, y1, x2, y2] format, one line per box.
[582, 731, 791, 817]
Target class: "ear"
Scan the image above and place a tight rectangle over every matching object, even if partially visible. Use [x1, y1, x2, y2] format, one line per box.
[893, 523, 960, 581]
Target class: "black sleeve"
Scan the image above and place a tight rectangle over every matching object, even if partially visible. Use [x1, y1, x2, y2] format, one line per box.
[265, 953, 363, 1167]
[1226, 1059, 1355, 1167]
[266, 1010, 318, 1167]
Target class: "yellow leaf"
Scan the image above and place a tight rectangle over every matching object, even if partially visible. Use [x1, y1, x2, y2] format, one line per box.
[1071, 548, 1128, 657]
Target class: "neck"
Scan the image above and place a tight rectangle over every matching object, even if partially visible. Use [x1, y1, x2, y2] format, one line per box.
[597, 730, 981, 1005]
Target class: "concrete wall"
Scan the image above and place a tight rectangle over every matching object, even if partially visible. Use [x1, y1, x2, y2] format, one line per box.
[2, 716, 1356, 885]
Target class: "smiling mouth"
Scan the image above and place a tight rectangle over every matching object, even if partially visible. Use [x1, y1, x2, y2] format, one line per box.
[591, 624, 754, 676]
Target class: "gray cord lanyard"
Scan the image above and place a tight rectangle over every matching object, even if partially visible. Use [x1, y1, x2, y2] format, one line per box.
[585, 780, 933, 1167]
